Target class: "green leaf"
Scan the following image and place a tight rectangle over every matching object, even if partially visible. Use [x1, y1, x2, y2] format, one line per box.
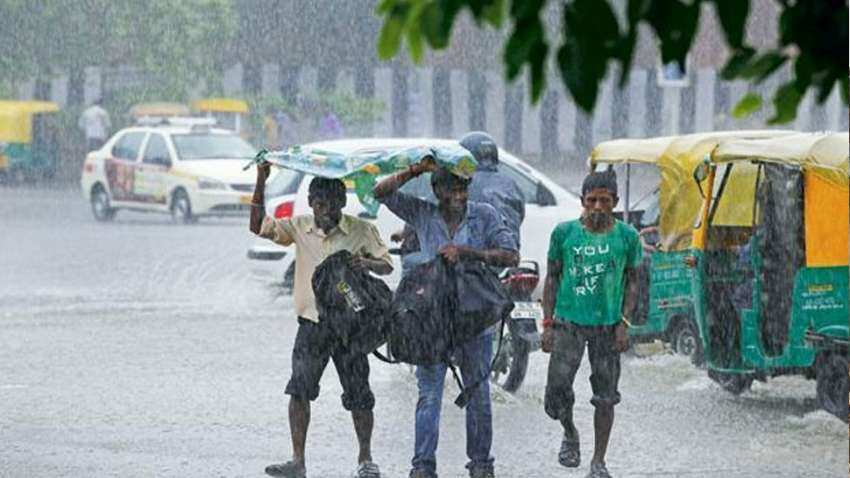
[557, 40, 599, 113]
[731, 92, 762, 118]
[481, 0, 505, 27]
[767, 82, 804, 125]
[646, 0, 701, 65]
[720, 48, 756, 80]
[738, 52, 786, 83]
[405, 17, 425, 62]
[713, 0, 750, 49]
[814, 72, 838, 104]
[421, 2, 449, 49]
[528, 42, 548, 103]
[840, 76, 849, 105]
[377, 14, 405, 60]
[503, 20, 544, 79]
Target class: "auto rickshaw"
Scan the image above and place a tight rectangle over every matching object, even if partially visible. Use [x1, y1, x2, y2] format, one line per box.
[190, 98, 249, 136]
[589, 131, 793, 362]
[0, 100, 60, 181]
[689, 132, 849, 420]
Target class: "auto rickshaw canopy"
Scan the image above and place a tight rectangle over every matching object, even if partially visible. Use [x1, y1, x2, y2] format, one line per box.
[129, 102, 190, 119]
[655, 130, 793, 251]
[0, 100, 60, 143]
[191, 98, 249, 114]
[711, 132, 849, 267]
[588, 135, 679, 167]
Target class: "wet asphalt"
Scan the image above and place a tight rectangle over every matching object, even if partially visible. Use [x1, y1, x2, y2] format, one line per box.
[0, 187, 846, 478]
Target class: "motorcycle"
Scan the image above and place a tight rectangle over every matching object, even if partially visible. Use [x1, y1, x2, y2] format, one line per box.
[491, 260, 542, 393]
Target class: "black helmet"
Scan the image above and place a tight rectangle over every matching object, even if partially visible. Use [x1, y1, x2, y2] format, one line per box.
[459, 131, 498, 166]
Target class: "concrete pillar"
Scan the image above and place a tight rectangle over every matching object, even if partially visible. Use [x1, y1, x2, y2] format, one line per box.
[374, 67, 394, 137]
[222, 63, 243, 96]
[83, 67, 101, 105]
[485, 71, 506, 146]
[522, 88, 542, 154]
[793, 89, 814, 131]
[408, 67, 434, 138]
[262, 64, 281, 97]
[557, 89, 576, 153]
[694, 69, 715, 133]
[337, 68, 356, 96]
[661, 87, 681, 136]
[18, 79, 35, 100]
[451, 69, 469, 138]
[298, 66, 318, 98]
[49, 75, 67, 107]
[592, 74, 615, 143]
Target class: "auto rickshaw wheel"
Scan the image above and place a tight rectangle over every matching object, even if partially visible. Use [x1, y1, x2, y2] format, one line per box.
[815, 351, 849, 422]
[708, 369, 753, 395]
[90, 185, 115, 222]
[673, 319, 704, 366]
[171, 189, 195, 224]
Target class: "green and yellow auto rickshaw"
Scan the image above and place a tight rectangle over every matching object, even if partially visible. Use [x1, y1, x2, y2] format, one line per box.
[590, 131, 793, 362]
[0, 100, 60, 181]
[190, 98, 249, 136]
[690, 132, 849, 419]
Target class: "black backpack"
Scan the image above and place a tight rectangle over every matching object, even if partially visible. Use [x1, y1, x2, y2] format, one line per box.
[312, 250, 393, 354]
[386, 257, 514, 407]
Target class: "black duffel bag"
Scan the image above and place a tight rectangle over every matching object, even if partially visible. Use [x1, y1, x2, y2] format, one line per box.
[312, 250, 393, 354]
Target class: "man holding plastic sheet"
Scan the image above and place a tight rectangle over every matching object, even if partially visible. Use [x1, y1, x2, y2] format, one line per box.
[541, 170, 640, 478]
[249, 161, 393, 478]
[373, 158, 519, 478]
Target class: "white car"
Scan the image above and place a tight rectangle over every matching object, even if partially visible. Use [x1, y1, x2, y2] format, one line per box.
[80, 117, 258, 222]
[248, 138, 583, 297]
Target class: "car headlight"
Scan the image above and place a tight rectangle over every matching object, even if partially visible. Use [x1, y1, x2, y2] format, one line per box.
[198, 178, 228, 190]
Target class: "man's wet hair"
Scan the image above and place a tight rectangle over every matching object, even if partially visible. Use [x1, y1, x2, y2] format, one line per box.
[582, 169, 618, 198]
[430, 167, 471, 190]
[308, 177, 346, 205]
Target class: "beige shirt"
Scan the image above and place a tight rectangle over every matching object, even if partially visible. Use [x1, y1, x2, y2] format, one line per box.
[258, 214, 393, 322]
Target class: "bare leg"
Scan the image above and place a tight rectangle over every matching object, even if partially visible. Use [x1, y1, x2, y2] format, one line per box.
[289, 397, 310, 470]
[591, 405, 614, 465]
[351, 409, 374, 464]
[560, 408, 579, 443]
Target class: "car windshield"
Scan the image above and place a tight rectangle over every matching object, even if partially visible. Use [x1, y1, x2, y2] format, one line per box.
[171, 133, 256, 160]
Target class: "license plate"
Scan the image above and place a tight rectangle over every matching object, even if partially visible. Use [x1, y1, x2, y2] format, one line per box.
[510, 301, 543, 320]
[239, 195, 252, 204]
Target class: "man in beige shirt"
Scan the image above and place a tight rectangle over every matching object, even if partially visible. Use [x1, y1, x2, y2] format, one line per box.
[250, 161, 393, 478]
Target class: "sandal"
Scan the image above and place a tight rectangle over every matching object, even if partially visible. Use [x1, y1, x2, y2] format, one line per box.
[558, 439, 580, 468]
[265, 461, 306, 478]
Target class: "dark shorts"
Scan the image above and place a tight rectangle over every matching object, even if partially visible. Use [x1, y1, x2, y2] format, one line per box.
[544, 320, 621, 420]
[285, 317, 375, 411]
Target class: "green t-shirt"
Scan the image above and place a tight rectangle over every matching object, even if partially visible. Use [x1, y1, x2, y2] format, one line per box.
[547, 219, 642, 326]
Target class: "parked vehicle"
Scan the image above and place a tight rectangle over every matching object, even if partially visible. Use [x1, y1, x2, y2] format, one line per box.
[128, 102, 190, 121]
[589, 131, 793, 363]
[689, 132, 848, 420]
[80, 117, 258, 223]
[247, 138, 582, 294]
[492, 260, 542, 392]
[0, 100, 60, 182]
[190, 98, 249, 136]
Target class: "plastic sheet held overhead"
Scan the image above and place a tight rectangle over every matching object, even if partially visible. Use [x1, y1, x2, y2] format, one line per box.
[261, 144, 477, 216]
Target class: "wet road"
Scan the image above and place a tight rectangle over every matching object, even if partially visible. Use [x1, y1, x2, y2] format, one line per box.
[1, 187, 846, 478]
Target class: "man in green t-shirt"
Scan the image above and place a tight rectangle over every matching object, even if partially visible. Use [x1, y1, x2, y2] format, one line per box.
[541, 170, 641, 478]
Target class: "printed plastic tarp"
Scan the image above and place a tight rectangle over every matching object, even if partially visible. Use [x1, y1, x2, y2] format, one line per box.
[252, 144, 477, 215]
